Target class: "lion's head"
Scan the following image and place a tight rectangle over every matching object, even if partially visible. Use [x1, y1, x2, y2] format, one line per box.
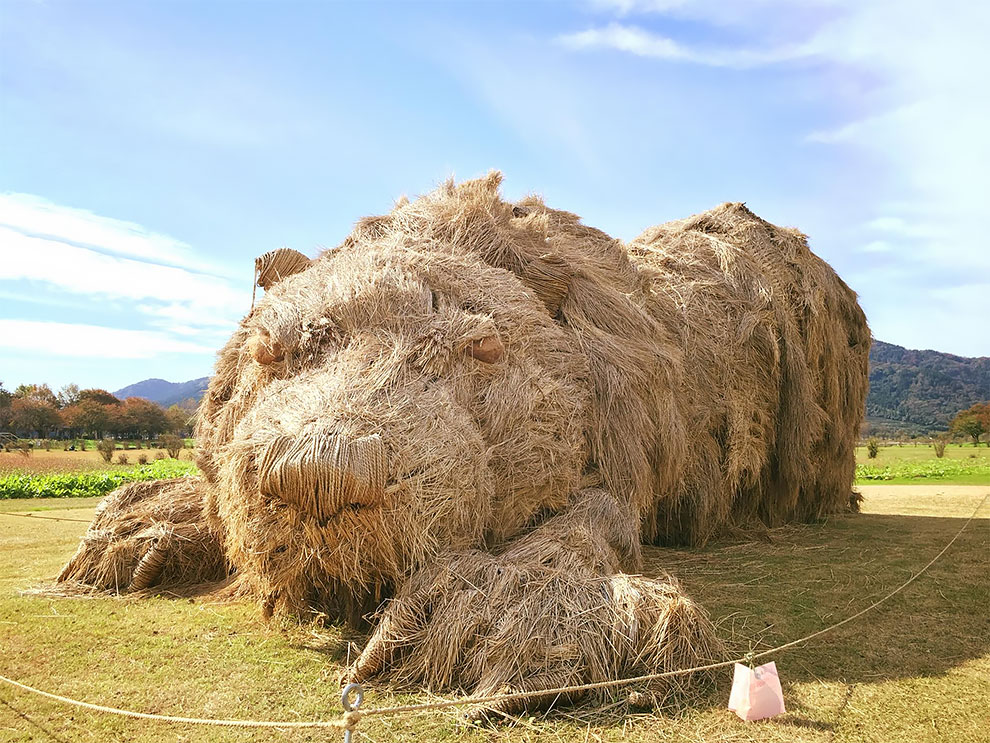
[196, 182, 591, 619]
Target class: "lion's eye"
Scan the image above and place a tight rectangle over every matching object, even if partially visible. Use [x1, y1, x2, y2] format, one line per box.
[466, 335, 504, 364]
[248, 329, 284, 365]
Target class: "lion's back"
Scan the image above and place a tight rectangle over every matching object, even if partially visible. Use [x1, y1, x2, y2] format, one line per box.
[627, 203, 870, 545]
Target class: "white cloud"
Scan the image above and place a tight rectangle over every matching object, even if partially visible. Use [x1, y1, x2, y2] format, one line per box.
[864, 217, 929, 237]
[589, 0, 692, 14]
[0, 196, 252, 361]
[557, 22, 806, 67]
[861, 240, 891, 253]
[0, 192, 224, 274]
[0, 227, 249, 324]
[0, 320, 214, 358]
[136, 302, 240, 329]
[560, 1, 990, 353]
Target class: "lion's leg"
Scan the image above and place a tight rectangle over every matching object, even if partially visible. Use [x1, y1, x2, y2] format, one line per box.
[348, 489, 721, 716]
[56, 477, 228, 594]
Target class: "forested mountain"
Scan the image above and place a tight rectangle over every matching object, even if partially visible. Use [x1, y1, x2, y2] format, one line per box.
[866, 341, 989, 434]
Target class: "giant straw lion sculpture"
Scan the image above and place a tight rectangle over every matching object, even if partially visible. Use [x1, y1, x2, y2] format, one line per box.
[57, 173, 870, 715]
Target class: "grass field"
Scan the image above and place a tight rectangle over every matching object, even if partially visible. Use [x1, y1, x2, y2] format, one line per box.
[1, 485, 987, 742]
[854, 444, 990, 485]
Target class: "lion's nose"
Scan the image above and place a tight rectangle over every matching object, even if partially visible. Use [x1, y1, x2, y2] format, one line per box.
[258, 433, 387, 522]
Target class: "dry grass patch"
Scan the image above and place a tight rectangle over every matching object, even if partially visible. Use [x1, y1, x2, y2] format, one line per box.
[1, 485, 987, 741]
[0, 449, 112, 475]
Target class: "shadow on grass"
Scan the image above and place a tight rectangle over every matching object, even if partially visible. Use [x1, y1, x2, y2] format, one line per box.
[283, 510, 987, 730]
[0, 696, 74, 743]
[645, 512, 989, 690]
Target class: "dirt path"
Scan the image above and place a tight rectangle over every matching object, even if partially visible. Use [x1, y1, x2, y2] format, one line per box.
[857, 483, 989, 518]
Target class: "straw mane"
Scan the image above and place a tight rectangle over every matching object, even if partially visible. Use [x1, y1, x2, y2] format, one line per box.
[55, 173, 869, 709]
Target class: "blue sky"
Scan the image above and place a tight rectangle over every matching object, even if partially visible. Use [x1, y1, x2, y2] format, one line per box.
[1, 0, 987, 392]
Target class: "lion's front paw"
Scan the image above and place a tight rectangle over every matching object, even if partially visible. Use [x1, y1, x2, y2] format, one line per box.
[56, 478, 227, 593]
[347, 552, 720, 718]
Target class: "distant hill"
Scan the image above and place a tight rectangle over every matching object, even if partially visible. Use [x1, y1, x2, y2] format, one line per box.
[866, 341, 989, 435]
[114, 377, 210, 409]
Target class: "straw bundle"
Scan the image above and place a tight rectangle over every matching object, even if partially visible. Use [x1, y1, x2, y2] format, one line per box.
[55, 478, 228, 594]
[346, 490, 721, 715]
[58, 172, 868, 711]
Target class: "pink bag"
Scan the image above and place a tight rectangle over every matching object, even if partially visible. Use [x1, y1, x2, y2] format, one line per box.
[728, 661, 786, 721]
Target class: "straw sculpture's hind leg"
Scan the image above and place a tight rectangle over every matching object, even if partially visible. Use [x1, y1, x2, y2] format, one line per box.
[348, 489, 721, 719]
[56, 477, 228, 594]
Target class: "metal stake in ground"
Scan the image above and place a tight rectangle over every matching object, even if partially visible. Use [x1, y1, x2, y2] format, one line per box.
[341, 682, 364, 743]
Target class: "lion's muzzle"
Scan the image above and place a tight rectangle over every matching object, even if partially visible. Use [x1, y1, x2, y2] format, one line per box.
[258, 432, 387, 523]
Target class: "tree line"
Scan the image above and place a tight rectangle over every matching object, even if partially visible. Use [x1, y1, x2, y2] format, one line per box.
[0, 382, 193, 440]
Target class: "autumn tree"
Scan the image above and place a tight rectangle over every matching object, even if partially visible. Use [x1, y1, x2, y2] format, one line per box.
[0, 382, 12, 431]
[57, 383, 81, 408]
[119, 397, 168, 439]
[165, 405, 193, 435]
[77, 389, 122, 407]
[951, 402, 990, 446]
[62, 399, 113, 439]
[14, 383, 59, 408]
[10, 397, 62, 437]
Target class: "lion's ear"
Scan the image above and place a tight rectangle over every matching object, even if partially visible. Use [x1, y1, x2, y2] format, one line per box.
[255, 248, 311, 291]
[466, 335, 504, 364]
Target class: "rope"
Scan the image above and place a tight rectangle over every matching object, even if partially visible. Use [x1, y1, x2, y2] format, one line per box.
[1, 493, 985, 730]
[0, 512, 92, 524]
[359, 492, 989, 719]
[0, 674, 358, 730]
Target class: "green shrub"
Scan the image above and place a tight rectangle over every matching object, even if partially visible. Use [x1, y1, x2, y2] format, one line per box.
[161, 434, 184, 459]
[96, 438, 115, 463]
[867, 438, 880, 459]
[856, 458, 990, 482]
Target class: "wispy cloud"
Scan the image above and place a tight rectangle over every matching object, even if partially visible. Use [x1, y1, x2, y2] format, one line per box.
[588, 0, 692, 14]
[864, 216, 933, 238]
[0, 319, 214, 358]
[557, 22, 806, 68]
[0, 192, 225, 274]
[861, 240, 892, 254]
[0, 227, 249, 325]
[0, 195, 251, 360]
[559, 0, 990, 354]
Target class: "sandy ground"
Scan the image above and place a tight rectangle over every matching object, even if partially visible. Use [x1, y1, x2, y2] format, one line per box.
[857, 483, 989, 519]
[858, 484, 990, 497]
